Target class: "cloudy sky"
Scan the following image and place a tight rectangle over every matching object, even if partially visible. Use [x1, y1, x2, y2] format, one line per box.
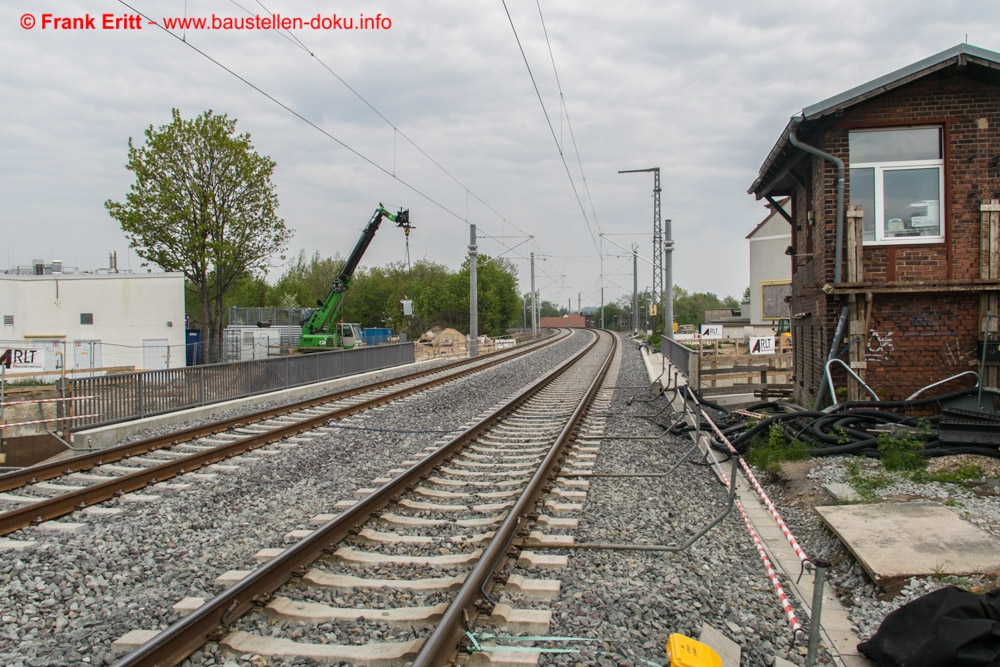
[3, 0, 998, 310]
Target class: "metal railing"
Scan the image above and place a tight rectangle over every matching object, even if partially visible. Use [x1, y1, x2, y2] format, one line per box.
[661, 336, 698, 380]
[69, 343, 415, 430]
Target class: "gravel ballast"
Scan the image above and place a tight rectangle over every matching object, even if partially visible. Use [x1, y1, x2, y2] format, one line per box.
[0, 333, 589, 667]
[5, 332, 981, 666]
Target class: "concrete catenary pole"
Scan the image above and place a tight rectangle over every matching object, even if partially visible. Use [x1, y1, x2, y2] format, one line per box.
[664, 218, 674, 340]
[633, 245, 639, 336]
[469, 225, 478, 358]
[530, 252, 537, 339]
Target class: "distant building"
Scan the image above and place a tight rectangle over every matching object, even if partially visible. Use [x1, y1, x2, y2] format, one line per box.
[1, 259, 185, 372]
[540, 313, 589, 328]
[749, 44, 1000, 406]
[746, 198, 792, 334]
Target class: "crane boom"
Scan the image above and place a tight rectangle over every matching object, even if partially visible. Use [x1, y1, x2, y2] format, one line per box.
[299, 204, 411, 349]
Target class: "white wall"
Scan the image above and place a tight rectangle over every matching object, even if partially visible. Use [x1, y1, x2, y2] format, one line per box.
[747, 204, 792, 327]
[0, 272, 185, 370]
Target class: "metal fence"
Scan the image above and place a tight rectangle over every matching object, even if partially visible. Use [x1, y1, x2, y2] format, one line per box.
[661, 336, 698, 381]
[69, 342, 415, 430]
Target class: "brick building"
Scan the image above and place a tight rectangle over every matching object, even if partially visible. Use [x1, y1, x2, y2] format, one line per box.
[539, 313, 590, 328]
[749, 44, 1000, 407]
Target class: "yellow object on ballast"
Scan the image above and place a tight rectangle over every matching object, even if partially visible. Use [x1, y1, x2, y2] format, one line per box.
[666, 633, 723, 667]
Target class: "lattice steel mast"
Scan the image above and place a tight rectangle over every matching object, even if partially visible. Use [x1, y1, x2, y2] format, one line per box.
[618, 167, 663, 334]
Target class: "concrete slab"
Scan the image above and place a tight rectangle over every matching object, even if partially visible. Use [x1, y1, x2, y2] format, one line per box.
[825, 483, 861, 503]
[37, 521, 86, 534]
[0, 538, 37, 551]
[111, 629, 160, 652]
[82, 507, 123, 516]
[172, 596, 205, 616]
[698, 624, 740, 667]
[815, 502, 1000, 583]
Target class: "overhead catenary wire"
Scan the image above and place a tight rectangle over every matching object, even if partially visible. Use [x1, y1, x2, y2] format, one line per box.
[239, 0, 536, 251]
[501, 0, 601, 256]
[534, 0, 603, 240]
[120, 0, 534, 259]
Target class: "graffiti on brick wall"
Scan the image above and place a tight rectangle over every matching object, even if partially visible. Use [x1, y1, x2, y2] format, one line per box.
[884, 305, 962, 337]
[866, 329, 895, 362]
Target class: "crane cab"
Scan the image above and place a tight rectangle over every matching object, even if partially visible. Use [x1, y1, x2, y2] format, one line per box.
[338, 323, 365, 349]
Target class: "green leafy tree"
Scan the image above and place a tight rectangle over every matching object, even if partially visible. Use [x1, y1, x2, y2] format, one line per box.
[672, 285, 735, 327]
[105, 109, 291, 362]
[539, 300, 563, 318]
[268, 250, 344, 309]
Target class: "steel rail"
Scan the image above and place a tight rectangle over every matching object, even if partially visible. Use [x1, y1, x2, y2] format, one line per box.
[413, 330, 616, 665]
[0, 331, 569, 536]
[0, 331, 566, 494]
[110, 330, 602, 667]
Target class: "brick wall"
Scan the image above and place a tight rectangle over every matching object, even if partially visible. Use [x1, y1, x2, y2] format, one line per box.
[863, 292, 981, 400]
[788, 70, 1000, 405]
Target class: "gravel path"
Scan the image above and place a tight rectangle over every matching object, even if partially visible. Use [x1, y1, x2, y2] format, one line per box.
[523, 336, 822, 667]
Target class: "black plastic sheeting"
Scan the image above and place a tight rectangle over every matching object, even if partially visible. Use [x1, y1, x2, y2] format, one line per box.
[858, 586, 1000, 667]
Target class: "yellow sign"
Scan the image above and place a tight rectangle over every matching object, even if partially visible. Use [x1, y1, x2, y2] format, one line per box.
[648, 304, 657, 316]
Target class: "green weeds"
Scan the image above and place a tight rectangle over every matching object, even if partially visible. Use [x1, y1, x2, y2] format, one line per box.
[744, 423, 811, 474]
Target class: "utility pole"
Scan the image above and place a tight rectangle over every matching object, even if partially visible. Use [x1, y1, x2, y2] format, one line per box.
[530, 252, 537, 339]
[633, 244, 638, 336]
[600, 287, 605, 328]
[469, 225, 478, 358]
[619, 167, 664, 337]
[664, 218, 674, 340]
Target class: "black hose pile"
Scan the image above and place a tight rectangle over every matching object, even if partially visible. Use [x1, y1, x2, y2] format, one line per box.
[672, 386, 1000, 462]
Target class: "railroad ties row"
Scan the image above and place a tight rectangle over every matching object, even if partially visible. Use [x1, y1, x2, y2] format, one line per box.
[105, 329, 612, 665]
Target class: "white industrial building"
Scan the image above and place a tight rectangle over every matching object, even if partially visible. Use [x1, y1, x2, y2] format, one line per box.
[1, 260, 185, 373]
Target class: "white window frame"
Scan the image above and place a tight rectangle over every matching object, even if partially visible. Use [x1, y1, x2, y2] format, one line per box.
[849, 126, 945, 246]
[852, 158, 944, 245]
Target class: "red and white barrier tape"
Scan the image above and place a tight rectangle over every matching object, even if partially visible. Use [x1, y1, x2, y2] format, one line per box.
[700, 407, 811, 567]
[706, 451, 804, 636]
[1, 395, 94, 408]
[736, 496, 803, 634]
[0, 414, 100, 429]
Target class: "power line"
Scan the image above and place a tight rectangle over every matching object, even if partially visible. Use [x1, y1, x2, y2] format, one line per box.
[121, 0, 534, 258]
[242, 0, 536, 247]
[501, 0, 600, 255]
[535, 0, 603, 239]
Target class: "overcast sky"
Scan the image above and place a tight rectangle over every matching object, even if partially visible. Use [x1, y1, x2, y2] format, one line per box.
[3, 0, 998, 310]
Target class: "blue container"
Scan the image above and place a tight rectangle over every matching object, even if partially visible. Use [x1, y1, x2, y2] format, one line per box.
[185, 329, 203, 365]
[361, 327, 393, 346]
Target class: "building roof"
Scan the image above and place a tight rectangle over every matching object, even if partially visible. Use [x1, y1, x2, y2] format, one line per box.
[746, 197, 790, 240]
[749, 43, 1000, 199]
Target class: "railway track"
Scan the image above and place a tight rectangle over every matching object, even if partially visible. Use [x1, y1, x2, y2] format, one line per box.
[0, 331, 568, 537]
[110, 329, 616, 666]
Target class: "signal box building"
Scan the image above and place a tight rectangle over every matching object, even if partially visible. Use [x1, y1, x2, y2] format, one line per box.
[749, 44, 1000, 406]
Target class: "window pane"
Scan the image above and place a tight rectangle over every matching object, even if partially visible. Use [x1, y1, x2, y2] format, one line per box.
[883, 168, 940, 238]
[849, 128, 940, 162]
[850, 167, 876, 241]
